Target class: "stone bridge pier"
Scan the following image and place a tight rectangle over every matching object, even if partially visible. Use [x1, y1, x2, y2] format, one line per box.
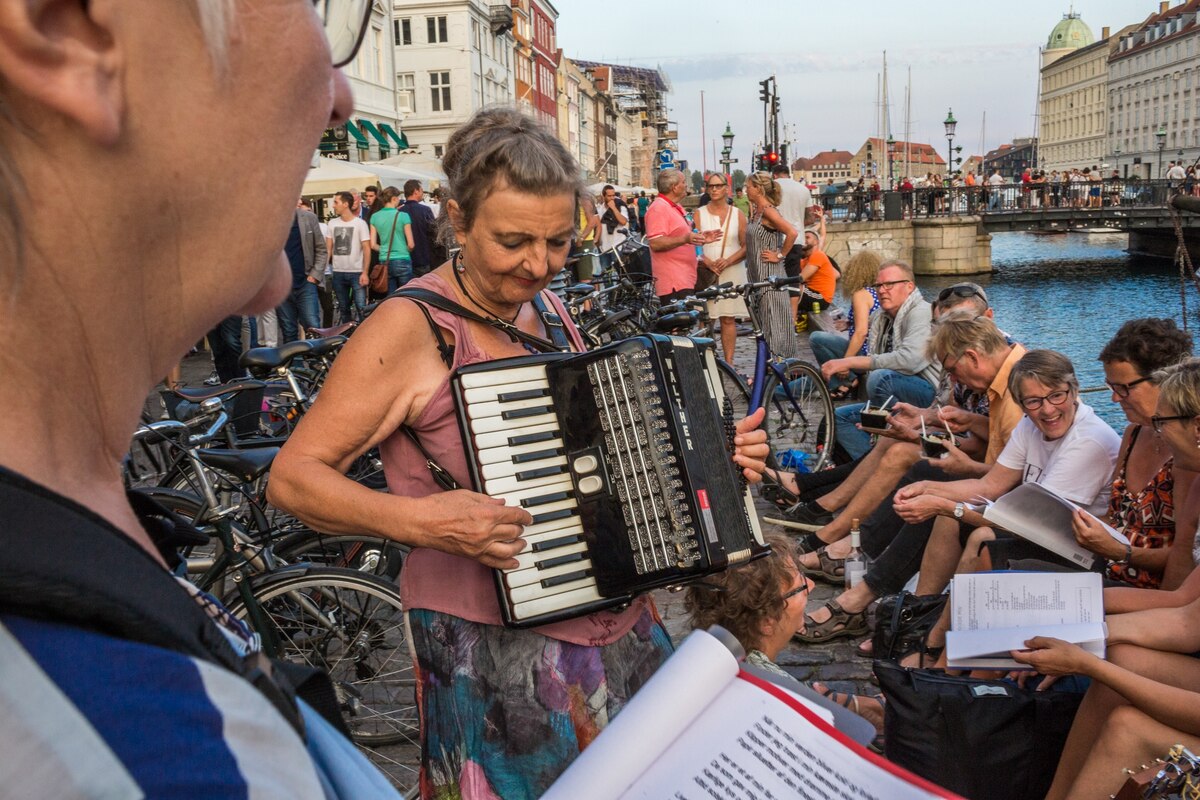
[822, 217, 993, 275]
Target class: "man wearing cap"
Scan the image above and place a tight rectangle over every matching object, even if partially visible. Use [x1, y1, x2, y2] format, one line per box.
[794, 227, 837, 331]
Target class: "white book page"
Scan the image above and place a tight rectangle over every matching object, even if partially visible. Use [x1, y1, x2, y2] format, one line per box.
[620, 673, 958, 800]
[543, 629, 739, 800]
[947, 622, 1107, 659]
[951, 572, 1104, 632]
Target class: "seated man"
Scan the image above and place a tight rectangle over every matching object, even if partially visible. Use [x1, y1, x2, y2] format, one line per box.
[796, 314, 1032, 644]
[768, 284, 1016, 544]
[821, 260, 940, 461]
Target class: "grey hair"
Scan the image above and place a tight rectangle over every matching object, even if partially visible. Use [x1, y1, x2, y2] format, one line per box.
[877, 259, 915, 282]
[438, 107, 582, 245]
[657, 168, 684, 194]
[927, 310, 1008, 362]
[1008, 349, 1079, 403]
[1154, 359, 1200, 418]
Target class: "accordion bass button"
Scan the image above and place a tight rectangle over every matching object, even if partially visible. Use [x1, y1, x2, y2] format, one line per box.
[573, 454, 599, 474]
[577, 475, 604, 495]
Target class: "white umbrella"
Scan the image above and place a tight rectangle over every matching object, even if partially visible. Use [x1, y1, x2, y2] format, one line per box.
[368, 162, 446, 188]
[302, 158, 382, 196]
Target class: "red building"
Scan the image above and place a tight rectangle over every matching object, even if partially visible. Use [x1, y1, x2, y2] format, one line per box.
[528, 0, 558, 131]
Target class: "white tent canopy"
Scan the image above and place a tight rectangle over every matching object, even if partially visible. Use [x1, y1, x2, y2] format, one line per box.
[367, 162, 446, 188]
[370, 153, 447, 186]
[301, 158, 381, 196]
[585, 182, 640, 197]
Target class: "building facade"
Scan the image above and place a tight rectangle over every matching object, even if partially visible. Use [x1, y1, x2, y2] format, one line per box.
[527, 0, 559, 131]
[849, 138, 946, 180]
[576, 61, 671, 187]
[791, 151, 855, 184]
[389, 0, 515, 159]
[983, 139, 1038, 178]
[1110, 0, 1200, 179]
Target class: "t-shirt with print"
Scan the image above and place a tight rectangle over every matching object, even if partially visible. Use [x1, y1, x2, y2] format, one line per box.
[370, 208, 412, 261]
[995, 402, 1122, 516]
[327, 216, 371, 273]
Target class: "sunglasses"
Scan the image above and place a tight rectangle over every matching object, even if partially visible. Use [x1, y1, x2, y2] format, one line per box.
[314, 0, 373, 68]
[706, 183, 727, 189]
[937, 284, 987, 305]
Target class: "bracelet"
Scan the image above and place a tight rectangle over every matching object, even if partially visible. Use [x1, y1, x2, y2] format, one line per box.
[1113, 543, 1133, 567]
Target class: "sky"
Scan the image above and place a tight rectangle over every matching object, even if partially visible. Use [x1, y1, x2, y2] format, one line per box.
[556, 0, 1146, 170]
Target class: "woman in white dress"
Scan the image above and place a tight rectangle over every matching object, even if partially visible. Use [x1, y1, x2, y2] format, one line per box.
[696, 172, 749, 364]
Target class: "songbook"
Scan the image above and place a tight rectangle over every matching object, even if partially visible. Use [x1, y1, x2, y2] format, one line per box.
[975, 482, 1128, 570]
[945, 572, 1107, 670]
[544, 627, 964, 800]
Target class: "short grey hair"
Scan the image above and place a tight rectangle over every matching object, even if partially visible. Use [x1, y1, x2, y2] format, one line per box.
[657, 169, 684, 194]
[1008, 350, 1079, 403]
[876, 259, 915, 282]
[927, 310, 1008, 362]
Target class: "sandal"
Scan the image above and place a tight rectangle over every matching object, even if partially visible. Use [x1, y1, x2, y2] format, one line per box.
[812, 682, 886, 754]
[829, 379, 859, 401]
[800, 546, 846, 585]
[794, 599, 868, 644]
[759, 469, 800, 512]
[792, 531, 825, 556]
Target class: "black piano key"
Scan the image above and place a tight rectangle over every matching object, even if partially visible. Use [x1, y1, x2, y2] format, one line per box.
[532, 533, 583, 552]
[516, 465, 567, 482]
[535, 551, 588, 570]
[540, 569, 593, 588]
[530, 508, 575, 525]
[502, 405, 552, 420]
[511, 448, 561, 464]
[497, 387, 550, 403]
[508, 430, 557, 447]
[521, 491, 573, 508]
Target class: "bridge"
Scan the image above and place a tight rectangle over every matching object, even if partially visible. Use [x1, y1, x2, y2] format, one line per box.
[816, 179, 1195, 269]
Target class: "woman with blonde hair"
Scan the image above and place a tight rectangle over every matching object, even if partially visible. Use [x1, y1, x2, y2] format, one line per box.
[696, 172, 749, 364]
[809, 250, 882, 399]
[744, 171, 799, 359]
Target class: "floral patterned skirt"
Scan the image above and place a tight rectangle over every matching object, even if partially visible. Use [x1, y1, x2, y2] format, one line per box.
[407, 606, 673, 800]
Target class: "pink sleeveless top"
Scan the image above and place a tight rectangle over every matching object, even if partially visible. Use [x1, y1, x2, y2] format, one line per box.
[380, 273, 652, 646]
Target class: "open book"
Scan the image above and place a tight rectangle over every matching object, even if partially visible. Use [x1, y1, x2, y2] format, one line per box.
[946, 572, 1107, 669]
[545, 627, 963, 800]
[976, 482, 1128, 570]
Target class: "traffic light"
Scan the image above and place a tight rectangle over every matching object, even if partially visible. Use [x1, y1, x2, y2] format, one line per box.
[758, 151, 779, 171]
[759, 78, 771, 104]
[771, 97, 780, 116]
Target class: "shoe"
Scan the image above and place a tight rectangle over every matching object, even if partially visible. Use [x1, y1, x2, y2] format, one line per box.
[794, 599, 869, 644]
[203, 372, 221, 386]
[799, 546, 846, 585]
[763, 499, 834, 531]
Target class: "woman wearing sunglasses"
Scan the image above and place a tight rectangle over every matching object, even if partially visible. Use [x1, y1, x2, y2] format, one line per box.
[0, 1, 406, 797]
[695, 173, 749, 364]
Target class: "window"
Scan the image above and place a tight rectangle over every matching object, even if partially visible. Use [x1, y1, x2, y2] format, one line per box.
[397, 72, 416, 112]
[394, 17, 411, 45]
[427, 15, 448, 44]
[430, 71, 451, 111]
[372, 27, 383, 83]
[433, 145, 444, 158]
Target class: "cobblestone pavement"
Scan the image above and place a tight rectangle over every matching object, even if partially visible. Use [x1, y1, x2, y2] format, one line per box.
[157, 323, 879, 793]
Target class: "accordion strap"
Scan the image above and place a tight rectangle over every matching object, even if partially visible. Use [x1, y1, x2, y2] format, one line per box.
[392, 287, 569, 355]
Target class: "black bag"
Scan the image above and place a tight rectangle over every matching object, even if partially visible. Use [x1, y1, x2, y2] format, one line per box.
[874, 660, 1084, 800]
[872, 591, 948, 661]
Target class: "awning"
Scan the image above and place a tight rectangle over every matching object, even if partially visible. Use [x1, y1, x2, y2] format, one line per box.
[358, 119, 391, 152]
[302, 158, 382, 196]
[344, 122, 370, 150]
[378, 122, 409, 150]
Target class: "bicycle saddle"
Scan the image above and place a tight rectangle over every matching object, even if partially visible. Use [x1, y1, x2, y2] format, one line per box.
[238, 340, 315, 372]
[307, 322, 355, 338]
[172, 378, 266, 402]
[306, 336, 348, 357]
[196, 447, 279, 483]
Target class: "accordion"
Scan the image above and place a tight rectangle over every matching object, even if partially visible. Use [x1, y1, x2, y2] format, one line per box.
[451, 334, 765, 628]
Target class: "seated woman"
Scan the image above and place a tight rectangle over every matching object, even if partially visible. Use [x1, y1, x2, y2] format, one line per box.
[1014, 358, 1200, 800]
[797, 348, 1121, 644]
[808, 250, 880, 399]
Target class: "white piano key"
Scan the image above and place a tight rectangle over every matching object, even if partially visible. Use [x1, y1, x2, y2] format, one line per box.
[473, 422, 560, 451]
[480, 454, 567, 480]
[505, 559, 593, 589]
[466, 396, 553, 421]
[462, 379, 550, 404]
[510, 584, 604, 620]
[519, 517, 583, 541]
[508, 574, 596, 605]
[478, 438, 564, 465]
[459, 365, 548, 389]
[484, 471, 569, 496]
[469, 411, 558, 434]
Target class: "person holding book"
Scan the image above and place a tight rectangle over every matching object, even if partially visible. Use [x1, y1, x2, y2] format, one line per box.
[1012, 359, 1200, 800]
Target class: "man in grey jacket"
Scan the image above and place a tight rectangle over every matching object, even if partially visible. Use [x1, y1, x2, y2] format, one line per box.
[276, 204, 329, 343]
[821, 260, 939, 459]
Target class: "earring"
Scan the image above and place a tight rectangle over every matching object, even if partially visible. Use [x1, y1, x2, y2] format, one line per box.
[453, 252, 466, 274]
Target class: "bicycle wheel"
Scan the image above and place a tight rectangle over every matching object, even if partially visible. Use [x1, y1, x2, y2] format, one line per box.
[761, 360, 835, 473]
[714, 357, 751, 423]
[224, 569, 416, 759]
[273, 530, 407, 582]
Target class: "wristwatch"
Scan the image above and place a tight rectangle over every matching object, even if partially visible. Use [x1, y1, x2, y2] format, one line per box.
[953, 502, 965, 520]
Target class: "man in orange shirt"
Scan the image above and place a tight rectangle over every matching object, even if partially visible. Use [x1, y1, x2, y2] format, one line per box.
[796, 227, 837, 313]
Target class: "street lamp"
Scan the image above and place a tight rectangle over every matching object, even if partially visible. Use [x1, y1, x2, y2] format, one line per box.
[886, 133, 895, 188]
[720, 122, 736, 177]
[1156, 126, 1167, 178]
[944, 109, 958, 180]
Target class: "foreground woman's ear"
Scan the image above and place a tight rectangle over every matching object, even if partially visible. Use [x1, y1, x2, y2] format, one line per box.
[0, 0, 123, 145]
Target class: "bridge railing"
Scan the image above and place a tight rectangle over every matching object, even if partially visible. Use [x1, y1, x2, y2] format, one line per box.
[814, 178, 1176, 222]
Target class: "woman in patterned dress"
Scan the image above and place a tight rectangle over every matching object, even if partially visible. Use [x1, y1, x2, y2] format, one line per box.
[743, 172, 799, 360]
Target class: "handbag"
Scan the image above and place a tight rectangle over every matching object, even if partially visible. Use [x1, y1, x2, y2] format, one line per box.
[694, 205, 732, 292]
[369, 209, 402, 294]
[872, 591, 949, 662]
[874, 660, 1085, 800]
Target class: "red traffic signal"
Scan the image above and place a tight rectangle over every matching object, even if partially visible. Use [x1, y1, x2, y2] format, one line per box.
[766, 152, 779, 165]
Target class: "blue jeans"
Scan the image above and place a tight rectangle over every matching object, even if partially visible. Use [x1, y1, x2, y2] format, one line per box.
[834, 370, 937, 459]
[810, 331, 857, 392]
[387, 258, 413, 293]
[331, 271, 366, 323]
[277, 281, 321, 343]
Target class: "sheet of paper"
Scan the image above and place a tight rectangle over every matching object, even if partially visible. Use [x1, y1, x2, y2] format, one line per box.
[619, 673, 959, 800]
[542, 629, 739, 800]
[947, 622, 1107, 658]
[951, 571, 1104, 632]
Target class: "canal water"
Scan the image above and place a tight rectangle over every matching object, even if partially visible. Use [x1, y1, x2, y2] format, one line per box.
[909, 232, 1187, 429]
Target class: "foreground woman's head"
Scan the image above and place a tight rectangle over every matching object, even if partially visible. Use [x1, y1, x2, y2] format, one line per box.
[1008, 350, 1080, 441]
[1099, 318, 1192, 428]
[1152, 358, 1200, 470]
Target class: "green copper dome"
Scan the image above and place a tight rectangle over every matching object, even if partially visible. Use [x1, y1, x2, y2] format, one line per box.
[1047, 12, 1095, 50]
